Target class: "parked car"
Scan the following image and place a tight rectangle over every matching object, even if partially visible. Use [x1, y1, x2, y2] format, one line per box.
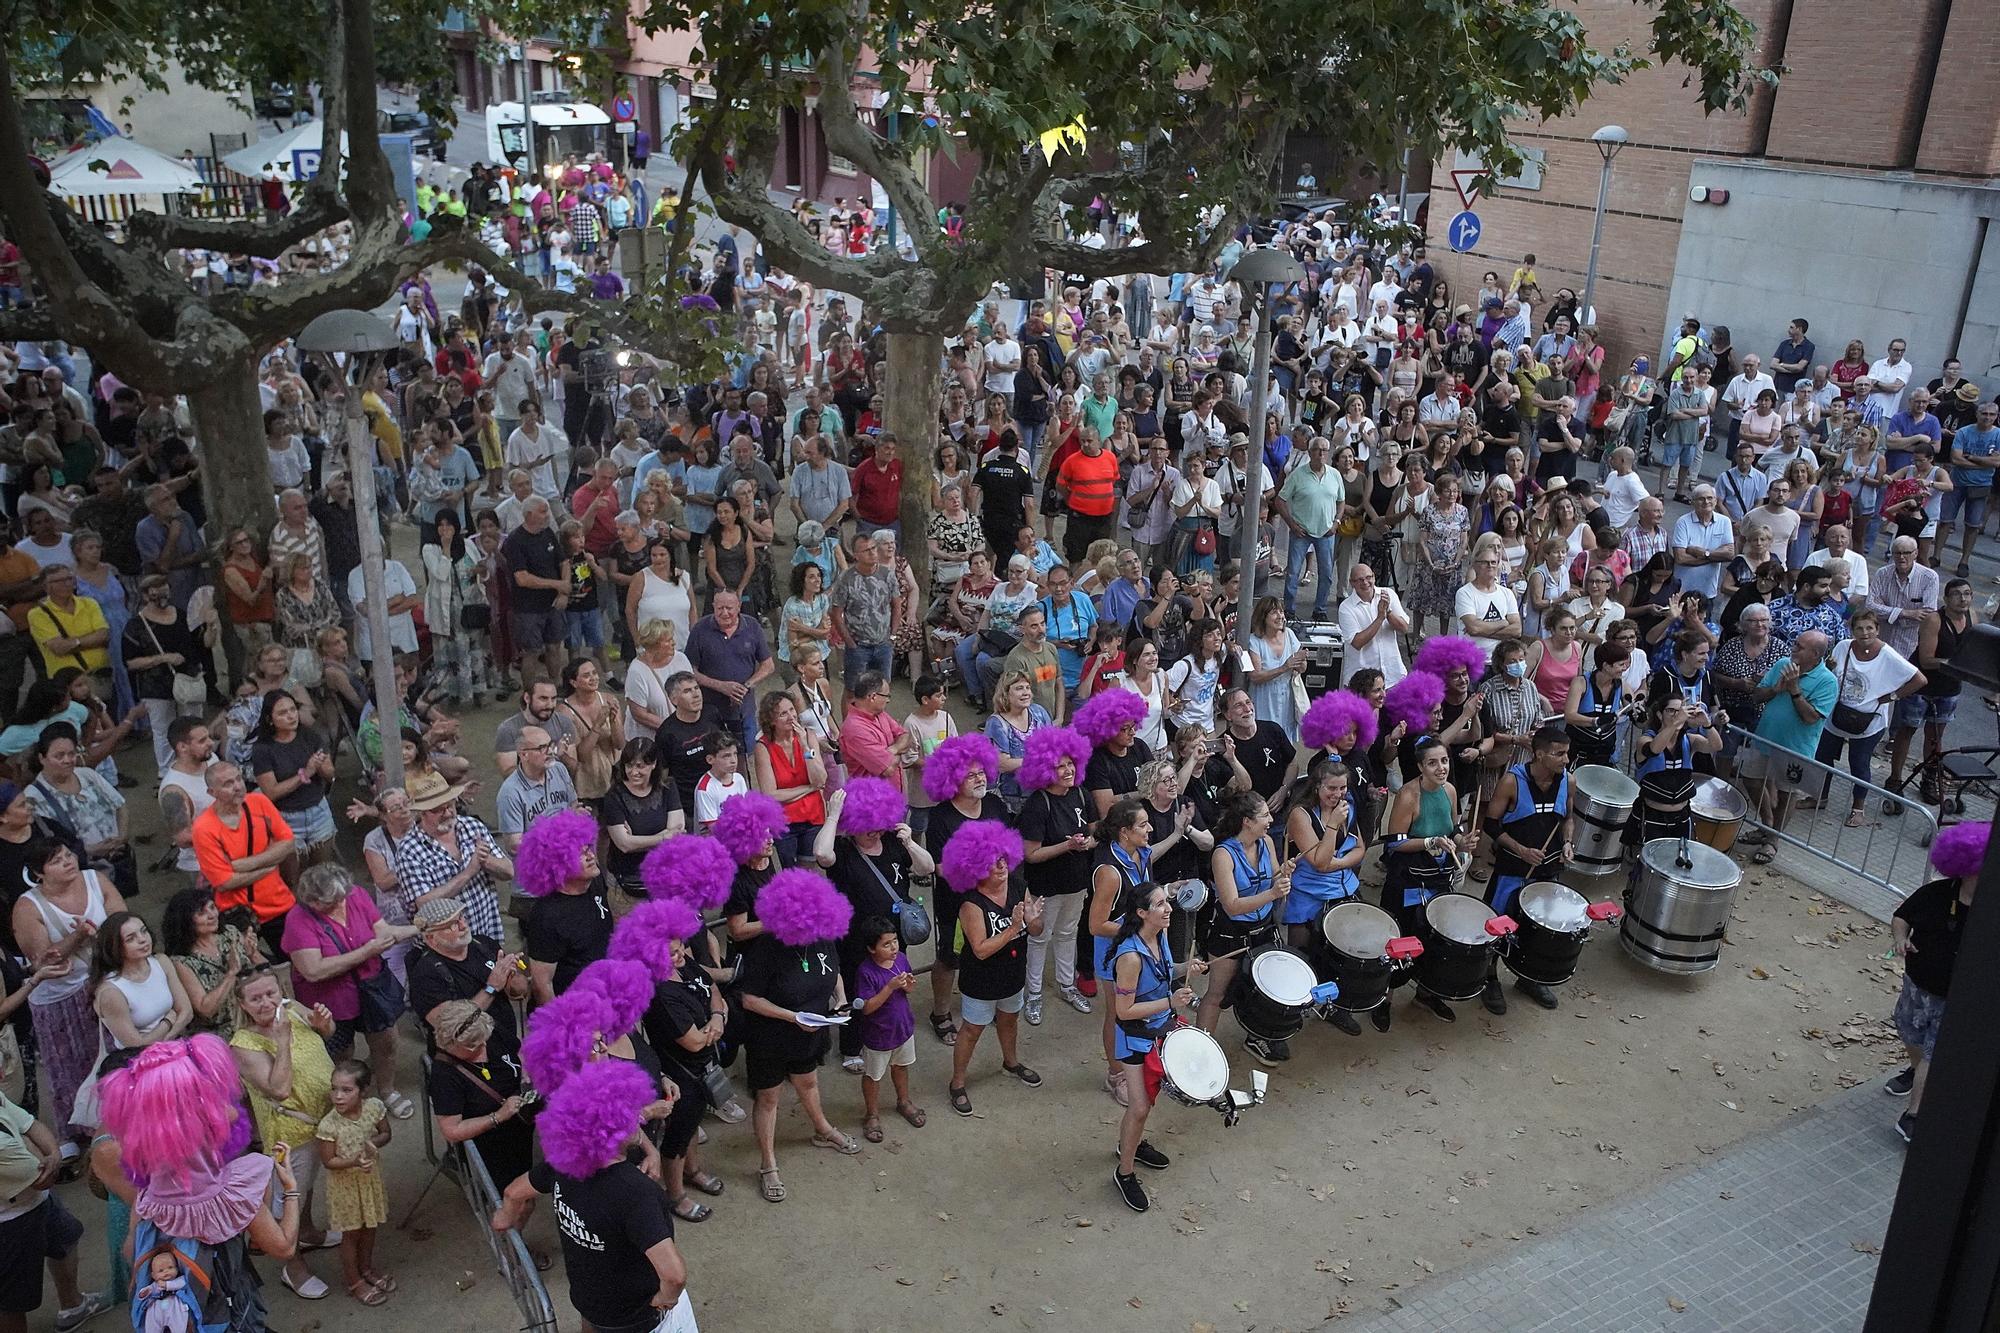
[379, 109, 438, 160]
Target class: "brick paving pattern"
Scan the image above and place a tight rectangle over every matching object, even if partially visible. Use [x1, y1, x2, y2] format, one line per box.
[1348, 1085, 1899, 1332]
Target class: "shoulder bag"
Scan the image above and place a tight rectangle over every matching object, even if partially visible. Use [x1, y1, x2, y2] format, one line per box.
[859, 851, 932, 948]
[142, 614, 208, 709]
[1829, 648, 1877, 736]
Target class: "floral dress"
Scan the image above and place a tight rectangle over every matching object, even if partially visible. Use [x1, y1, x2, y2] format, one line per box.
[316, 1098, 389, 1230]
[1410, 500, 1471, 621]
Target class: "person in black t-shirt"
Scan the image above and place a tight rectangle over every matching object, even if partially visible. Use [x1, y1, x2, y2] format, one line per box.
[500, 500, 570, 682]
[1206, 689, 1298, 803]
[408, 897, 527, 1049]
[654, 673, 723, 814]
[1887, 823, 1984, 1142]
[974, 434, 1037, 554]
[1084, 729, 1154, 819]
[427, 1001, 534, 1189]
[942, 821, 1041, 1119]
[638, 931, 731, 1221]
[921, 751, 1008, 1046]
[525, 873, 614, 1003]
[1018, 757, 1095, 1025]
[599, 741, 685, 892]
[813, 788, 935, 1068]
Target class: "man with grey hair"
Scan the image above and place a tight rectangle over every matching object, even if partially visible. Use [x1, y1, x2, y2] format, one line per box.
[829, 530, 900, 690]
[501, 493, 570, 682]
[1746, 628, 1838, 851]
[496, 723, 579, 855]
[788, 433, 851, 527]
[135, 481, 206, 607]
[266, 487, 327, 586]
[494, 468, 538, 533]
[717, 430, 781, 508]
[1670, 484, 1733, 608]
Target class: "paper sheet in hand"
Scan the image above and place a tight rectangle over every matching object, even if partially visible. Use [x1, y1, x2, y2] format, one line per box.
[796, 1012, 850, 1028]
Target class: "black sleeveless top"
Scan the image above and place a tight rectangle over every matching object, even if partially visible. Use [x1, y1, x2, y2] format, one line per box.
[957, 878, 1027, 1001]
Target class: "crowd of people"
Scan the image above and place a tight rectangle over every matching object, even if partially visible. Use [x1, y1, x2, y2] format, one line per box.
[0, 178, 1991, 1333]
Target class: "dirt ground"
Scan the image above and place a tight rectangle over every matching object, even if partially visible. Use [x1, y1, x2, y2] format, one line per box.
[33, 683, 1912, 1333]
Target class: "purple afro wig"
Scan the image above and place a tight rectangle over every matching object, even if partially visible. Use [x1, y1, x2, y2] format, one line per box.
[608, 898, 703, 984]
[921, 733, 999, 803]
[639, 834, 736, 912]
[1019, 725, 1093, 791]
[1073, 688, 1149, 747]
[839, 776, 908, 835]
[513, 809, 600, 898]
[521, 987, 617, 1094]
[1931, 822, 1989, 879]
[756, 868, 854, 946]
[570, 958, 655, 1035]
[940, 819, 1024, 894]
[712, 791, 789, 865]
[1301, 688, 1380, 752]
[1383, 670, 1447, 732]
[1413, 635, 1490, 682]
[538, 1058, 658, 1177]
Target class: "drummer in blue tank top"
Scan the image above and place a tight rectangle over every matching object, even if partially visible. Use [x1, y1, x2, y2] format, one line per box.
[1283, 759, 1367, 1033]
[1481, 724, 1576, 1014]
[1194, 792, 1292, 1058]
[1087, 800, 1157, 1107]
[1381, 736, 1476, 1024]
[1109, 881, 1207, 1214]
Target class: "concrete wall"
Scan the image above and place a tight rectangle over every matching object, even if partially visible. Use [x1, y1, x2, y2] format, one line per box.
[1664, 161, 2000, 387]
[94, 67, 260, 156]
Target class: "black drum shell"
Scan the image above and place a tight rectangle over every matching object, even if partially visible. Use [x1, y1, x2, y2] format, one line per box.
[1229, 946, 1312, 1041]
[1414, 929, 1493, 1001]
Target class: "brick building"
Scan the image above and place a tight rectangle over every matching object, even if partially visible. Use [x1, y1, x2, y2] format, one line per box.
[1431, 0, 2000, 388]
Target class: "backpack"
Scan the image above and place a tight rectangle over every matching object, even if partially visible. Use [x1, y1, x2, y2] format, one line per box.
[129, 1215, 266, 1333]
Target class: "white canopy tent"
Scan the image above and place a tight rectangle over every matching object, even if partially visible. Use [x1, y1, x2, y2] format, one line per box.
[48, 138, 202, 197]
[221, 120, 348, 181]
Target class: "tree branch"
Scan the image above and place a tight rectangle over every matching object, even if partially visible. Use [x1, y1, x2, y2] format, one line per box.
[0, 305, 64, 342]
[124, 197, 352, 259]
[814, 39, 936, 264]
[695, 120, 896, 296]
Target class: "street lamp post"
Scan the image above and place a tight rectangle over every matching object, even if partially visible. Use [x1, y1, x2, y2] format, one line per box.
[297, 310, 408, 791]
[1229, 247, 1307, 650]
[1581, 125, 1627, 327]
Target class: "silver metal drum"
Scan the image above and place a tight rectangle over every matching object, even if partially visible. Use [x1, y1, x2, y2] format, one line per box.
[1620, 838, 1743, 974]
[1568, 764, 1638, 880]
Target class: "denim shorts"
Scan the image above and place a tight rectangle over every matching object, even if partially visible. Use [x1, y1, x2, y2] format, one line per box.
[960, 990, 1024, 1026]
[1894, 975, 1947, 1058]
[1941, 485, 1990, 526]
[1894, 692, 1958, 730]
[1660, 439, 1699, 469]
[287, 797, 337, 849]
[565, 607, 606, 649]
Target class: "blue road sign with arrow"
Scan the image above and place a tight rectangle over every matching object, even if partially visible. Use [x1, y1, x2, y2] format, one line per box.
[1448, 210, 1482, 253]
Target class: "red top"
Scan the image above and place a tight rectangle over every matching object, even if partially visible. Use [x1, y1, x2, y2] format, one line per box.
[759, 733, 826, 826]
[853, 458, 903, 526]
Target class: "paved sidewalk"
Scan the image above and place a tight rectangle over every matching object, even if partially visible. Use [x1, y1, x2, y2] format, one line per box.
[1348, 1084, 1901, 1333]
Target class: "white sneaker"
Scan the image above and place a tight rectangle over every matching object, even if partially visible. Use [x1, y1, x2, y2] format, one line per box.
[1060, 986, 1093, 1015]
[842, 1055, 865, 1075]
[55, 1294, 113, 1332]
[1025, 1000, 1043, 1025]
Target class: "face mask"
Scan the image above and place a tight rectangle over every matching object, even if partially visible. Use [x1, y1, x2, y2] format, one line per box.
[1505, 661, 1526, 679]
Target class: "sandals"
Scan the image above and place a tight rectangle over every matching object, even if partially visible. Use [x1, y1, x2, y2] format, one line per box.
[812, 1130, 862, 1155]
[929, 1012, 958, 1046]
[758, 1167, 786, 1203]
[384, 1092, 415, 1121]
[1465, 865, 1492, 884]
[687, 1171, 726, 1197]
[1751, 846, 1776, 865]
[863, 1115, 885, 1143]
[347, 1280, 388, 1306]
[1845, 811, 1874, 828]
[670, 1196, 714, 1223]
[897, 1101, 927, 1129]
[363, 1271, 397, 1293]
[949, 1085, 974, 1117]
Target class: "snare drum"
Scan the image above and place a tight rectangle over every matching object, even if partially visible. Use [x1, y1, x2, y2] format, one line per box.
[1231, 946, 1318, 1041]
[1416, 893, 1502, 1001]
[1689, 778, 1749, 852]
[1310, 901, 1399, 1012]
[1156, 1027, 1230, 1108]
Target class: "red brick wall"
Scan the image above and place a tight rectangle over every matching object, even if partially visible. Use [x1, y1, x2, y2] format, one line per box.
[1914, 15, 2000, 177]
[1762, 0, 1948, 167]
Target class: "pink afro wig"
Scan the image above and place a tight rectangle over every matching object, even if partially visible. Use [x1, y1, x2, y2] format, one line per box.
[712, 791, 789, 865]
[608, 897, 702, 984]
[513, 809, 600, 898]
[940, 819, 1024, 894]
[538, 1058, 657, 1177]
[1413, 635, 1491, 682]
[571, 959, 656, 1035]
[1301, 688, 1380, 752]
[1931, 822, 1990, 879]
[756, 868, 854, 946]
[1383, 670, 1447, 732]
[1073, 688, 1149, 747]
[521, 987, 617, 1094]
[640, 834, 736, 912]
[922, 733, 999, 803]
[99, 1035, 242, 1187]
[839, 776, 908, 835]
[1019, 725, 1093, 791]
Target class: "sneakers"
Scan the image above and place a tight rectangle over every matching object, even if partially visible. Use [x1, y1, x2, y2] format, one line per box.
[1416, 992, 1457, 1023]
[1895, 1112, 1917, 1144]
[1370, 1004, 1393, 1033]
[1002, 1062, 1043, 1087]
[55, 1294, 112, 1332]
[1132, 1140, 1171, 1170]
[1515, 980, 1560, 1010]
[1480, 980, 1508, 1016]
[1024, 1000, 1043, 1026]
[1060, 986, 1093, 1015]
[1327, 1008, 1363, 1036]
[1114, 1168, 1151, 1212]
[1104, 1070, 1130, 1106]
[1884, 1067, 1915, 1097]
[1245, 1036, 1290, 1066]
[842, 1055, 865, 1075]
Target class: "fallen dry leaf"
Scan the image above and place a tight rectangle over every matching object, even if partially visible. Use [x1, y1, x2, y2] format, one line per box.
[1852, 1240, 1882, 1255]
[1750, 966, 1772, 980]
[1667, 1295, 1689, 1313]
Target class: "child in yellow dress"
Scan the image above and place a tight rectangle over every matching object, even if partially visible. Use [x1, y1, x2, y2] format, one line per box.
[316, 1059, 394, 1305]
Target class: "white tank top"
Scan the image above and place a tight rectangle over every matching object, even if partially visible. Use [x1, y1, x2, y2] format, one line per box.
[159, 763, 216, 873]
[22, 871, 108, 1003]
[104, 958, 174, 1046]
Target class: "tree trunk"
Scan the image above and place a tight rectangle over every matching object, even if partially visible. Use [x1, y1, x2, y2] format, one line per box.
[886, 328, 945, 596]
[185, 361, 277, 682]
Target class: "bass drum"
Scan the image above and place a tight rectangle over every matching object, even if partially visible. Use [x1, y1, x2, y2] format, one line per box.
[1508, 881, 1592, 986]
[1156, 1027, 1230, 1107]
[1310, 900, 1398, 1013]
[1568, 764, 1638, 881]
[1689, 778, 1748, 853]
[1231, 946, 1317, 1041]
[1415, 893, 1499, 1001]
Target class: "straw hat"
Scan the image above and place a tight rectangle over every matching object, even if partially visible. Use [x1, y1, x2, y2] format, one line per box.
[407, 770, 468, 813]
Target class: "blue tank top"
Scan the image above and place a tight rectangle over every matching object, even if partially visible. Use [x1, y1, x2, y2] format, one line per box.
[1222, 837, 1274, 922]
[1092, 844, 1152, 979]
[1636, 731, 1692, 779]
[1290, 805, 1359, 903]
[1111, 931, 1177, 1059]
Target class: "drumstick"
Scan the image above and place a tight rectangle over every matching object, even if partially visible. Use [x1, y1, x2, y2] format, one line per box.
[1205, 944, 1253, 962]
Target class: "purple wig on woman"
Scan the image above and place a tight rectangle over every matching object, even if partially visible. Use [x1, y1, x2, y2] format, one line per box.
[538, 1059, 659, 1177]
[1072, 688, 1149, 748]
[838, 776, 908, 835]
[608, 897, 703, 984]
[921, 733, 999, 804]
[513, 809, 600, 899]
[570, 959, 655, 1035]
[940, 819, 1024, 894]
[521, 987, 618, 1094]
[712, 791, 789, 865]
[1413, 635, 1490, 683]
[1382, 670, 1447, 732]
[1019, 725, 1093, 791]
[756, 868, 854, 947]
[640, 834, 736, 912]
[1300, 688, 1380, 752]
[1931, 822, 1989, 879]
